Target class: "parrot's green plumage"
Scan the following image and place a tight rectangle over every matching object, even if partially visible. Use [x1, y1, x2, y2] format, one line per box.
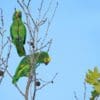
[12, 51, 51, 84]
[10, 10, 26, 56]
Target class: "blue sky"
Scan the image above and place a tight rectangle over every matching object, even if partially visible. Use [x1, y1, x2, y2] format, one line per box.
[1, 0, 100, 100]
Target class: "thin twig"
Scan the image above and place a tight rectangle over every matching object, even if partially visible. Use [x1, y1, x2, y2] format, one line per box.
[47, 39, 53, 52]
[74, 91, 79, 100]
[45, 1, 58, 35]
[6, 69, 25, 97]
[0, 39, 12, 84]
[40, 1, 58, 48]
[0, 8, 4, 27]
[21, 0, 38, 32]
[37, 73, 58, 90]
[0, 9, 11, 84]
[36, 39, 52, 51]
[49, 1, 58, 26]
[38, 0, 44, 18]
[42, 0, 53, 19]
[83, 82, 87, 100]
[17, 0, 27, 14]
[27, 0, 31, 8]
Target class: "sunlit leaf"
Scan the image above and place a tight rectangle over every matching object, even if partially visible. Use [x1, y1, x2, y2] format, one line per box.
[85, 67, 100, 85]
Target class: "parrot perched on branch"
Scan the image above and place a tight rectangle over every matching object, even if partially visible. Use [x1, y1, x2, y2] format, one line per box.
[10, 9, 26, 57]
[12, 51, 51, 84]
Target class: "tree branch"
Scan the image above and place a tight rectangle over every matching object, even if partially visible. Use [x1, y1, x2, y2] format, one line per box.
[16, 0, 58, 100]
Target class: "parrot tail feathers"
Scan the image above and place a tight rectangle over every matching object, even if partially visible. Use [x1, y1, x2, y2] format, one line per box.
[12, 75, 19, 84]
[15, 44, 26, 57]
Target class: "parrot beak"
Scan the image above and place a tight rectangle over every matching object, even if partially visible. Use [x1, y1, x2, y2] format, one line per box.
[0, 70, 4, 76]
[45, 62, 49, 65]
[44, 57, 51, 65]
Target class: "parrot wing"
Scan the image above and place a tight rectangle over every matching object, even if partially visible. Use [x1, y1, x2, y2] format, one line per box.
[12, 56, 30, 84]
[10, 20, 26, 56]
[18, 21, 26, 44]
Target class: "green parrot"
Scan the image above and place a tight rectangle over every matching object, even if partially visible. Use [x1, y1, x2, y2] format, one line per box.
[10, 10, 26, 57]
[12, 51, 51, 84]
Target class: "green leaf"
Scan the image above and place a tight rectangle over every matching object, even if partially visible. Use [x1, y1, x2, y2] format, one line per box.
[85, 67, 100, 99]
[90, 90, 99, 100]
[85, 67, 100, 85]
[94, 83, 100, 93]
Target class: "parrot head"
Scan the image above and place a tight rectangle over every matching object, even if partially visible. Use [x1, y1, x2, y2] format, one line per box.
[35, 51, 51, 65]
[13, 10, 22, 20]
